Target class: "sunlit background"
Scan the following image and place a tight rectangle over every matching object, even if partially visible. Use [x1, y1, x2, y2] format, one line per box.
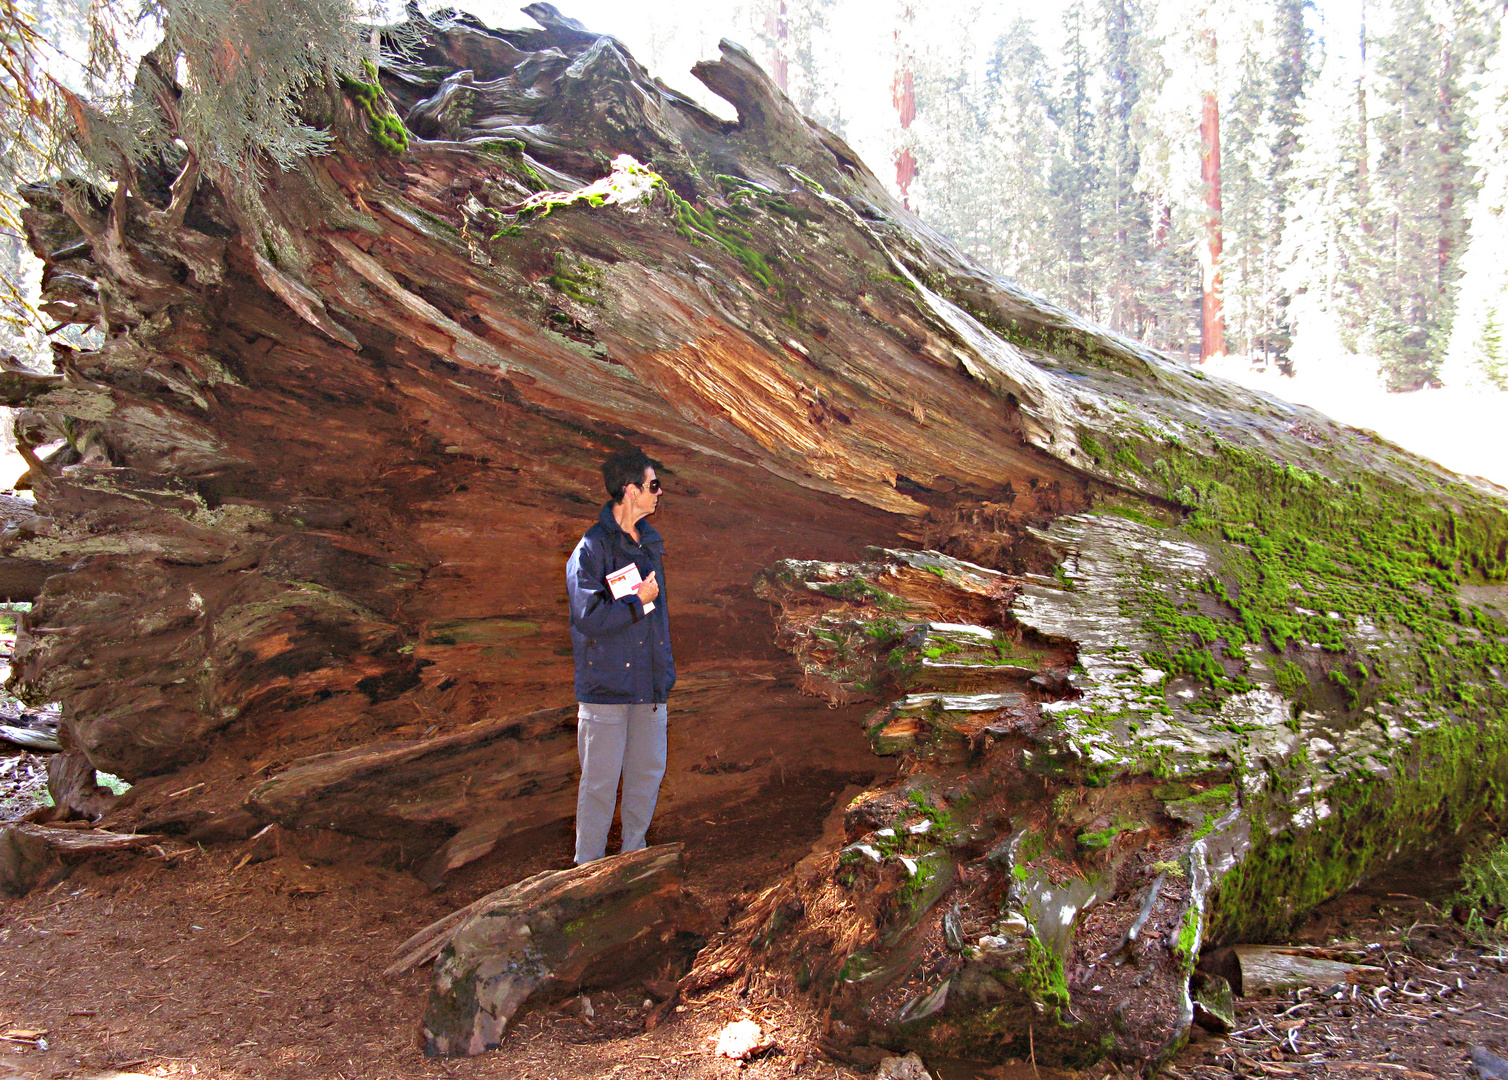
[454, 0, 1508, 488]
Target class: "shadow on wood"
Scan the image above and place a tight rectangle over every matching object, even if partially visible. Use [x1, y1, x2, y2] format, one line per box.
[419, 843, 688, 1056]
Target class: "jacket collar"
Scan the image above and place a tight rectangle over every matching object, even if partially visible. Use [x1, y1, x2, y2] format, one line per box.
[599, 501, 662, 547]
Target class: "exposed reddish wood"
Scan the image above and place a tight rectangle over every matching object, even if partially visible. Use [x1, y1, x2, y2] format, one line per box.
[8, 822, 159, 854]
[0, 825, 52, 898]
[0, 821, 162, 896]
[46, 750, 117, 820]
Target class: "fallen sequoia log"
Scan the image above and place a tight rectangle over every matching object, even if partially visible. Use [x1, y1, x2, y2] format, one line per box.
[4, 2, 1508, 1067]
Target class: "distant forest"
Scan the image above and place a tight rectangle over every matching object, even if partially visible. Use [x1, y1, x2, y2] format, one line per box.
[750, 0, 1508, 391]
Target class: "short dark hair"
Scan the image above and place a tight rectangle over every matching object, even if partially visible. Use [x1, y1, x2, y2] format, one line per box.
[602, 447, 661, 502]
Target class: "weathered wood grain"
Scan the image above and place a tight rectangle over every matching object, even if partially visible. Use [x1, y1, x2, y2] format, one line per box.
[422, 844, 686, 1056]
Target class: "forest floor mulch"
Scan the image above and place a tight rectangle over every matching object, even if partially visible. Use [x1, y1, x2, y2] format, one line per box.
[0, 794, 1501, 1080]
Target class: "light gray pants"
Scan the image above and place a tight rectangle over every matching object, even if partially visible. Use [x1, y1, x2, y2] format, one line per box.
[574, 702, 668, 865]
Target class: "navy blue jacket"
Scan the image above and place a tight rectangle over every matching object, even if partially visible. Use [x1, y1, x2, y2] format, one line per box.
[567, 502, 675, 704]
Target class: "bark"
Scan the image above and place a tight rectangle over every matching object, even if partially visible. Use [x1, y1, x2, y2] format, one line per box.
[1226, 945, 1384, 995]
[244, 704, 580, 884]
[47, 749, 117, 819]
[4, 6, 1508, 1068]
[0, 822, 159, 897]
[421, 844, 688, 1056]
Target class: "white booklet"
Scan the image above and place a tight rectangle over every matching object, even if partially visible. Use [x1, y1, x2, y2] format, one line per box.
[606, 563, 655, 613]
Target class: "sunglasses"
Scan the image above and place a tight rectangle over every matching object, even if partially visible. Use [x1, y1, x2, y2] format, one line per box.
[635, 478, 662, 494]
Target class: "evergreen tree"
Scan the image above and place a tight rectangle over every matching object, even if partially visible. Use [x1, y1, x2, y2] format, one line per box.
[1483, 309, 1508, 389]
[1276, 59, 1370, 364]
[974, 22, 1063, 287]
[1088, 0, 1156, 339]
[905, 14, 1069, 295]
[1364, 0, 1494, 389]
[1265, 0, 1314, 372]
[1, 0, 370, 353]
[1, 0, 92, 357]
[1132, 20, 1201, 358]
[751, 0, 842, 127]
[1222, 42, 1275, 360]
[908, 54, 983, 248]
[987, 22, 1063, 285]
[1445, 3, 1508, 389]
[1048, 0, 1097, 314]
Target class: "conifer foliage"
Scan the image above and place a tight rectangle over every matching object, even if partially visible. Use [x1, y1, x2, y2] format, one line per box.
[888, 0, 1505, 391]
[0, 0, 370, 347]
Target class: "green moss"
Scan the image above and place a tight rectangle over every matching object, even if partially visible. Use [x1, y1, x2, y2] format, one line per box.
[1191, 782, 1235, 804]
[896, 851, 948, 914]
[1173, 904, 1201, 969]
[817, 574, 906, 610]
[1209, 713, 1508, 941]
[1121, 440, 1508, 715]
[338, 59, 409, 154]
[494, 159, 790, 294]
[473, 138, 546, 191]
[715, 174, 810, 222]
[1075, 826, 1122, 850]
[1328, 667, 1360, 709]
[663, 186, 779, 290]
[862, 618, 903, 641]
[1453, 837, 1508, 939]
[1042, 421, 1508, 945]
[1018, 933, 1071, 1017]
[905, 789, 961, 842]
[1274, 660, 1308, 699]
[543, 252, 603, 305]
[1090, 503, 1167, 529]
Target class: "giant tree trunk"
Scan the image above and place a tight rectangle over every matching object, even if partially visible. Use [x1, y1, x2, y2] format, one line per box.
[7, 4, 1508, 1068]
[1198, 27, 1225, 363]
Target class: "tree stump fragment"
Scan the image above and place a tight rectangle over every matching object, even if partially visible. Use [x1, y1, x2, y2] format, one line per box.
[0, 822, 160, 897]
[421, 844, 686, 1056]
